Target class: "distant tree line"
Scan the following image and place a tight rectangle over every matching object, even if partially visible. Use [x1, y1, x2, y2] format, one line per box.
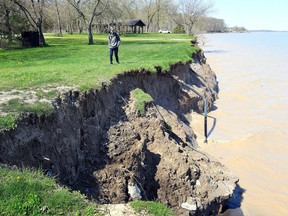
[226, 26, 247, 33]
[194, 17, 226, 33]
[0, 0, 231, 46]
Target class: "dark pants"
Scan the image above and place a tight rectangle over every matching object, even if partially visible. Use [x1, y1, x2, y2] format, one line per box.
[110, 47, 119, 64]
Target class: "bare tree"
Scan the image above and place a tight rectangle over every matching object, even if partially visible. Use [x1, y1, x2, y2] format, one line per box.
[141, 0, 160, 32]
[54, 0, 63, 35]
[118, 0, 138, 19]
[60, 2, 78, 34]
[10, 0, 48, 46]
[1, 0, 31, 47]
[67, 0, 109, 45]
[179, 0, 214, 35]
[156, 0, 161, 30]
[1, 0, 14, 43]
[163, 0, 183, 28]
[107, 0, 137, 22]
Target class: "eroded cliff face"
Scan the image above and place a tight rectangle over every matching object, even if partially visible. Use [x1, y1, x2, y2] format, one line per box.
[0, 54, 237, 215]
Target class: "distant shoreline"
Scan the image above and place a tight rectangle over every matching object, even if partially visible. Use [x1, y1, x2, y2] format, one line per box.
[249, 30, 288, 32]
[205, 30, 288, 34]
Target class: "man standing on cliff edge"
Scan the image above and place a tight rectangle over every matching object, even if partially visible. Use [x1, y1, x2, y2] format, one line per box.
[108, 27, 121, 64]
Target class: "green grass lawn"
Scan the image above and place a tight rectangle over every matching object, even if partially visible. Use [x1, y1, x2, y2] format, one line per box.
[0, 167, 99, 215]
[130, 200, 174, 216]
[0, 33, 197, 92]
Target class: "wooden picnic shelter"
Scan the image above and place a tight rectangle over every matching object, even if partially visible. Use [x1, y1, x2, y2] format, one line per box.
[124, 19, 146, 33]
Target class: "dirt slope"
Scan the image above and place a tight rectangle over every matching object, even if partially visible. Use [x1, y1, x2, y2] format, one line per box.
[0, 53, 237, 215]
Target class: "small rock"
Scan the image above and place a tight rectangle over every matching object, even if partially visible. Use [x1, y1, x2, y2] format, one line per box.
[181, 202, 197, 211]
[46, 170, 53, 177]
[128, 182, 142, 200]
[41, 206, 49, 213]
[134, 133, 141, 140]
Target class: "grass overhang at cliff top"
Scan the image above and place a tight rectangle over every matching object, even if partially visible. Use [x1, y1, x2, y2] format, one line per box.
[0, 33, 198, 92]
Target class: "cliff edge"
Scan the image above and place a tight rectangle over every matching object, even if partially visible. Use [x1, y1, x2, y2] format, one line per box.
[0, 52, 238, 215]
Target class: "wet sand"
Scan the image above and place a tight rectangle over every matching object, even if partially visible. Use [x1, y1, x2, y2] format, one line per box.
[192, 40, 288, 215]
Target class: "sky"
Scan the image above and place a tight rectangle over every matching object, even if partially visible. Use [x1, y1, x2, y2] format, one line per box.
[210, 0, 288, 31]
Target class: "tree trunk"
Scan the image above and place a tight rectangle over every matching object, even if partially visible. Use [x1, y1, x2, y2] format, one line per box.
[187, 24, 193, 36]
[4, 7, 13, 44]
[38, 23, 46, 46]
[88, 24, 94, 45]
[77, 19, 83, 34]
[67, 10, 73, 34]
[146, 15, 151, 32]
[54, 0, 62, 36]
[156, 0, 160, 31]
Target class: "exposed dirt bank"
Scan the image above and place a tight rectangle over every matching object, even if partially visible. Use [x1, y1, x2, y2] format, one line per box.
[0, 53, 238, 215]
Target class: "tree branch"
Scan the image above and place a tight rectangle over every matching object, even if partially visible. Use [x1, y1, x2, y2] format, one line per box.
[10, 0, 38, 29]
[66, 0, 87, 21]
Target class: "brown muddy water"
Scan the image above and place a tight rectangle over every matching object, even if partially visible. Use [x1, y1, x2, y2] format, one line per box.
[193, 32, 288, 215]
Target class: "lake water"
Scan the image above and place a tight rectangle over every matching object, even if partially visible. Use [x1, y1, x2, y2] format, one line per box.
[192, 32, 288, 215]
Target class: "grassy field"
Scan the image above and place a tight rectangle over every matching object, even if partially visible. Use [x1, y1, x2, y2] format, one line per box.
[0, 33, 197, 129]
[0, 167, 99, 215]
[0, 33, 197, 92]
